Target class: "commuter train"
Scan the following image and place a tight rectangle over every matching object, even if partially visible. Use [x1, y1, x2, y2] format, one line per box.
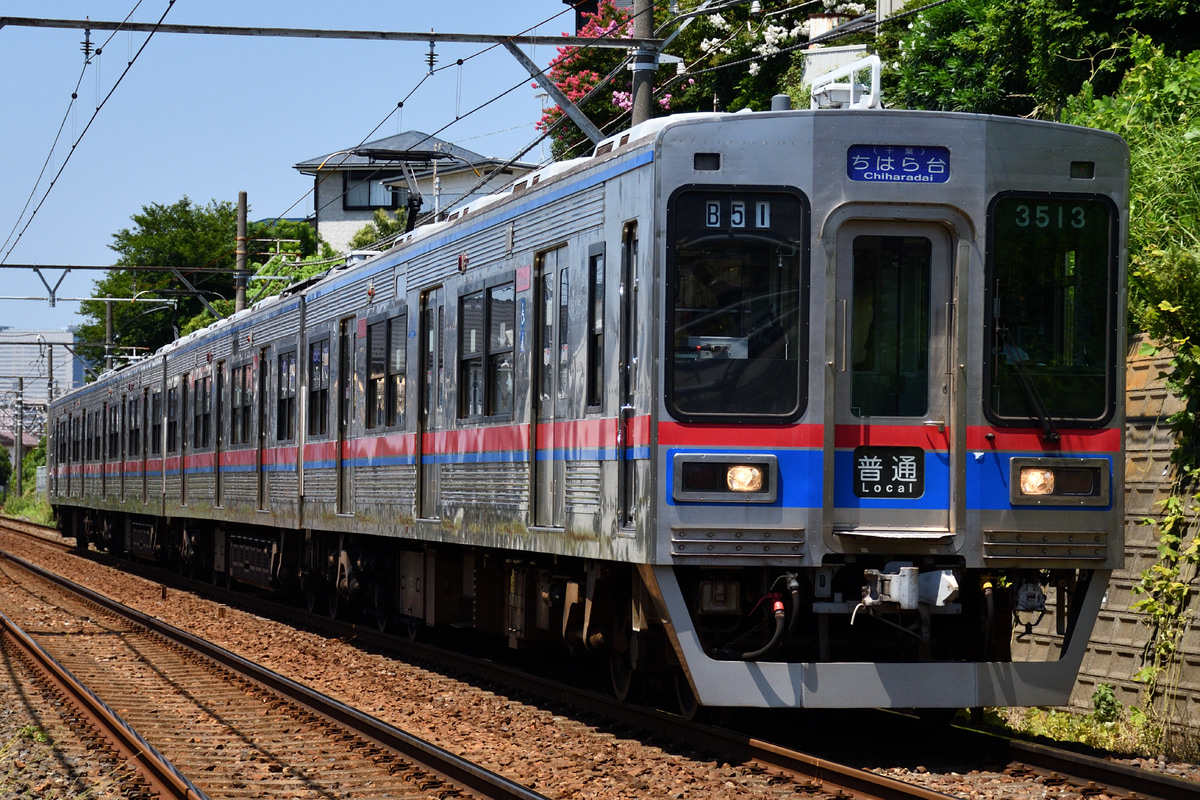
[47, 101, 1128, 714]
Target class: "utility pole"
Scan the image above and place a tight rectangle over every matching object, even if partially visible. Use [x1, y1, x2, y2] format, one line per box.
[14, 377, 23, 497]
[631, 0, 656, 127]
[105, 294, 113, 371]
[47, 345, 54, 405]
[235, 191, 248, 313]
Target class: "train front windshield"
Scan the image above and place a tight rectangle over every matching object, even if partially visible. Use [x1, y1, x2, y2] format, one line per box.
[987, 195, 1119, 426]
[667, 190, 806, 421]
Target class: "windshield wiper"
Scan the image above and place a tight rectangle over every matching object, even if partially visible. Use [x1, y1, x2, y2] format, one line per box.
[998, 325, 1060, 442]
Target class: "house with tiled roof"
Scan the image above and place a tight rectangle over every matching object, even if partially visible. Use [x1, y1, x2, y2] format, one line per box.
[293, 132, 536, 253]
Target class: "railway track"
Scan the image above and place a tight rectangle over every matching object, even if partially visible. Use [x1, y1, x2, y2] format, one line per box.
[4, 516, 1199, 800]
[0, 544, 549, 800]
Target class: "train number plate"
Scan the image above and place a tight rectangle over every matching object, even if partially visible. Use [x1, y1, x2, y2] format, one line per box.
[853, 446, 925, 498]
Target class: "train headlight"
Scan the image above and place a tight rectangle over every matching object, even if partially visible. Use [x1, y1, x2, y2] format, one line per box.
[1020, 467, 1055, 495]
[673, 454, 777, 503]
[1010, 457, 1110, 506]
[726, 465, 764, 492]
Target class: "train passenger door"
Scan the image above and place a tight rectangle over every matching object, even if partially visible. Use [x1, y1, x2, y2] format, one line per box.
[618, 224, 638, 530]
[336, 321, 353, 515]
[141, 388, 149, 503]
[215, 361, 224, 507]
[180, 375, 189, 504]
[832, 221, 956, 537]
[257, 350, 269, 510]
[532, 250, 565, 528]
[418, 288, 443, 519]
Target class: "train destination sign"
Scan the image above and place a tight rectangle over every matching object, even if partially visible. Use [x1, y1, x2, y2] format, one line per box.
[847, 145, 950, 184]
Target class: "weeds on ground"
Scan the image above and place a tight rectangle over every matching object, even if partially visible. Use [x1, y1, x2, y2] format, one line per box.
[989, 684, 1165, 756]
[0, 493, 55, 526]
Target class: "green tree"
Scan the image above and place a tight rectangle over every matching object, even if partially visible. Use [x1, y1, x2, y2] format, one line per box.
[20, 436, 45, 491]
[76, 197, 240, 372]
[536, 0, 636, 160]
[348, 209, 409, 251]
[539, 2, 867, 160]
[0, 443, 12, 491]
[1061, 38, 1200, 703]
[879, 0, 1200, 119]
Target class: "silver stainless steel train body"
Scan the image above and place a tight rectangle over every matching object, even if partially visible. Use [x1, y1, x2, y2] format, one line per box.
[47, 107, 1129, 712]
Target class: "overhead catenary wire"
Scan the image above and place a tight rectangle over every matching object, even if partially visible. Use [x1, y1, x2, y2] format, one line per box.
[0, 0, 152, 262]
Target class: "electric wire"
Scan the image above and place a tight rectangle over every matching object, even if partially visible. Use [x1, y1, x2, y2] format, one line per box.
[0, 0, 152, 262]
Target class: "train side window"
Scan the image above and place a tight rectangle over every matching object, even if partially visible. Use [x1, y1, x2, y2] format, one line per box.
[108, 403, 120, 458]
[367, 322, 387, 429]
[277, 352, 297, 441]
[558, 268, 570, 399]
[388, 314, 407, 427]
[309, 339, 330, 436]
[489, 284, 515, 415]
[151, 392, 162, 455]
[93, 411, 101, 460]
[128, 396, 141, 457]
[459, 281, 515, 418]
[232, 363, 254, 444]
[166, 386, 179, 453]
[194, 375, 212, 448]
[587, 245, 605, 409]
[460, 291, 485, 417]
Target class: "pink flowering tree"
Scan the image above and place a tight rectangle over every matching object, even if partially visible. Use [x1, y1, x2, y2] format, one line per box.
[535, 0, 637, 160]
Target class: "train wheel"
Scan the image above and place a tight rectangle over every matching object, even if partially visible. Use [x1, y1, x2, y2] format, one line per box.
[674, 672, 704, 722]
[372, 584, 391, 633]
[305, 589, 325, 615]
[609, 652, 640, 703]
[328, 589, 342, 621]
[404, 617, 421, 642]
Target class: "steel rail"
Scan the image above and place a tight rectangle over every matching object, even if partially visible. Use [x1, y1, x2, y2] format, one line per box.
[2, 550, 551, 800]
[0, 605, 206, 800]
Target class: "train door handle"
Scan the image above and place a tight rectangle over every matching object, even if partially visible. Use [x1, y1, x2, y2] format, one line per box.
[923, 417, 946, 433]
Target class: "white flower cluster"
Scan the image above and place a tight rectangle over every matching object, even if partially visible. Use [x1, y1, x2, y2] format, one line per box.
[700, 37, 732, 56]
[753, 23, 794, 57]
[823, 0, 867, 12]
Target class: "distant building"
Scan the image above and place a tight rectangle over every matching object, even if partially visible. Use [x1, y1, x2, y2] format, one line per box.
[0, 327, 80, 406]
[563, 1, 633, 32]
[293, 132, 536, 254]
[0, 327, 78, 459]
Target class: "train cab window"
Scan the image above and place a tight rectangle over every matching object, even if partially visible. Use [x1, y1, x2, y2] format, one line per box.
[151, 392, 162, 455]
[309, 339, 330, 436]
[277, 353, 296, 441]
[667, 189, 807, 421]
[986, 195, 1118, 425]
[194, 375, 212, 448]
[459, 282, 515, 418]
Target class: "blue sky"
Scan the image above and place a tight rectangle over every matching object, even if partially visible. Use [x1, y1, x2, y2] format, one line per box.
[0, 1, 575, 331]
